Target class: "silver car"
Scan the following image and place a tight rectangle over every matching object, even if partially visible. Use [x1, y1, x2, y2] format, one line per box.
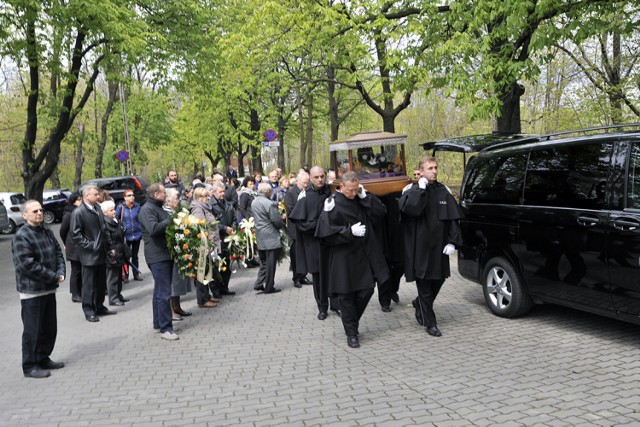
[0, 192, 26, 234]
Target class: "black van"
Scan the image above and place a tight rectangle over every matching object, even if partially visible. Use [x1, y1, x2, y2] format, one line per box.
[427, 124, 640, 325]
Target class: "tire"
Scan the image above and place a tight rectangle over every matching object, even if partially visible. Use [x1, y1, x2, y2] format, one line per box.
[1, 219, 17, 234]
[43, 210, 56, 224]
[482, 257, 532, 318]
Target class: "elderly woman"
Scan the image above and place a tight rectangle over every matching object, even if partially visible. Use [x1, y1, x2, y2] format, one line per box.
[190, 187, 222, 308]
[101, 200, 129, 306]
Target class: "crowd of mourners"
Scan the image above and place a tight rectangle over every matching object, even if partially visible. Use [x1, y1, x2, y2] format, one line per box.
[12, 156, 462, 378]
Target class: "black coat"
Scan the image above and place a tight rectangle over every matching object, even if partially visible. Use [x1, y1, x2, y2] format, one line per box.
[288, 183, 331, 274]
[315, 192, 390, 294]
[104, 217, 129, 266]
[71, 203, 110, 266]
[139, 198, 172, 264]
[283, 186, 302, 240]
[399, 182, 463, 282]
[60, 204, 80, 262]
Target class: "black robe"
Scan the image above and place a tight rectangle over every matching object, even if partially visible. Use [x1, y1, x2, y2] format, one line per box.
[315, 192, 390, 294]
[399, 182, 463, 282]
[288, 183, 331, 274]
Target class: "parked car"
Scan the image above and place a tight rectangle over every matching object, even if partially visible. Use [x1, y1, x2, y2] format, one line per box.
[0, 192, 26, 234]
[42, 189, 69, 224]
[78, 175, 149, 206]
[0, 200, 9, 233]
[426, 124, 640, 326]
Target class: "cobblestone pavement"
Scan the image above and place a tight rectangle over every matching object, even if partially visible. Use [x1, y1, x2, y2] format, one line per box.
[1, 226, 640, 426]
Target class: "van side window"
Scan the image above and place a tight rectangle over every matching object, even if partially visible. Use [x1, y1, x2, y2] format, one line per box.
[628, 142, 640, 209]
[524, 142, 612, 209]
[463, 153, 527, 204]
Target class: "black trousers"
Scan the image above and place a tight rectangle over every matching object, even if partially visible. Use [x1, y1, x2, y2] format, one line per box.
[338, 288, 374, 337]
[312, 272, 339, 313]
[21, 293, 57, 373]
[106, 264, 123, 304]
[125, 239, 141, 278]
[377, 263, 403, 306]
[195, 280, 215, 305]
[254, 248, 280, 291]
[68, 260, 82, 298]
[81, 264, 107, 316]
[211, 255, 233, 296]
[289, 240, 305, 281]
[415, 278, 445, 328]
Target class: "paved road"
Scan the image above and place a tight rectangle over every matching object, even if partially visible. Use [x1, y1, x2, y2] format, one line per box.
[1, 225, 640, 426]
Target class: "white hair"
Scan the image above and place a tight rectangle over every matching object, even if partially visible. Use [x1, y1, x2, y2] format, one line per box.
[100, 200, 115, 213]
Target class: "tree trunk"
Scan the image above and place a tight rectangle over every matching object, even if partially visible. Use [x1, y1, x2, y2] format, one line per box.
[277, 113, 285, 169]
[74, 122, 85, 188]
[326, 66, 339, 142]
[305, 93, 313, 165]
[96, 79, 118, 178]
[607, 32, 622, 125]
[495, 82, 525, 134]
[298, 88, 307, 168]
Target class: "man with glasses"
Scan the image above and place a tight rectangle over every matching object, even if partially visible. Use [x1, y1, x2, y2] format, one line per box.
[12, 201, 66, 378]
[289, 166, 339, 320]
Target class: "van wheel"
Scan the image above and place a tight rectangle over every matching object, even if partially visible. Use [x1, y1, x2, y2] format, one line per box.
[482, 257, 532, 318]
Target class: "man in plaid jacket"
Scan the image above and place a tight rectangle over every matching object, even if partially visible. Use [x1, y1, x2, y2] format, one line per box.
[12, 200, 66, 378]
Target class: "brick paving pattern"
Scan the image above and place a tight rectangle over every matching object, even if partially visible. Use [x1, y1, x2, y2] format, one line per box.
[1, 228, 640, 426]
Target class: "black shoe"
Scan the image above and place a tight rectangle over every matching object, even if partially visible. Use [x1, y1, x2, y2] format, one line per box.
[118, 295, 130, 303]
[24, 368, 50, 379]
[220, 289, 236, 296]
[39, 360, 65, 370]
[71, 295, 81, 303]
[330, 308, 341, 317]
[97, 308, 117, 316]
[263, 288, 281, 294]
[381, 305, 392, 313]
[426, 326, 442, 337]
[109, 300, 125, 306]
[253, 285, 265, 291]
[347, 336, 360, 348]
[176, 309, 192, 317]
[85, 314, 99, 322]
[317, 312, 328, 320]
[293, 280, 302, 288]
[391, 293, 400, 303]
[299, 276, 312, 285]
[412, 299, 424, 326]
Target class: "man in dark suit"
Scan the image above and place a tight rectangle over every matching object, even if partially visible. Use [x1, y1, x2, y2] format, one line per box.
[288, 166, 339, 320]
[71, 185, 116, 322]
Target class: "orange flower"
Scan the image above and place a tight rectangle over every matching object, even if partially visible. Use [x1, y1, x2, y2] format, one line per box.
[183, 243, 189, 250]
[184, 229, 190, 235]
[188, 263, 193, 268]
[197, 233, 202, 239]
[184, 254, 191, 260]
[222, 267, 227, 272]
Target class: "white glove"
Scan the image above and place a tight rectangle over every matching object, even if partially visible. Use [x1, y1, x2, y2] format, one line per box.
[297, 190, 306, 201]
[418, 177, 428, 189]
[351, 222, 366, 237]
[357, 184, 367, 199]
[323, 197, 335, 212]
[443, 244, 455, 256]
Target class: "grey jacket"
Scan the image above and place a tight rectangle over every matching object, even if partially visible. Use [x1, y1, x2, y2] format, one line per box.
[251, 194, 284, 250]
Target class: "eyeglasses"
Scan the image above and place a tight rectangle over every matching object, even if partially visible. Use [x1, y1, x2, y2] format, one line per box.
[124, 194, 134, 197]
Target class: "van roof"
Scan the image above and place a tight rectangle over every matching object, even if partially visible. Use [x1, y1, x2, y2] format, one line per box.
[421, 123, 640, 154]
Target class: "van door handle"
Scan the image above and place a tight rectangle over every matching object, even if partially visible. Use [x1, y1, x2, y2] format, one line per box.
[577, 215, 599, 227]
[613, 218, 640, 231]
